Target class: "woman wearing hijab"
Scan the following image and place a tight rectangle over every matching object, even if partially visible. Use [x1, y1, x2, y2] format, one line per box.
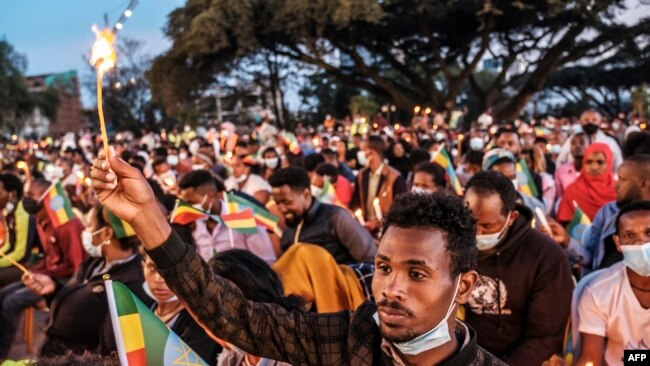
[556, 142, 617, 223]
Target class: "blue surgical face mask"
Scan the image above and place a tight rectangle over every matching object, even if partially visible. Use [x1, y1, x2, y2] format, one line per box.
[374, 276, 460, 355]
[621, 242, 650, 277]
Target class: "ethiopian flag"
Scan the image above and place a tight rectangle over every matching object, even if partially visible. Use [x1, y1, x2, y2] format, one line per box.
[105, 280, 208, 366]
[516, 159, 539, 198]
[317, 177, 340, 205]
[281, 131, 301, 154]
[225, 192, 280, 234]
[104, 209, 135, 239]
[567, 204, 592, 242]
[170, 200, 208, 225]
[39, 181, 74, 229]
[431, 147, 463, 196]
[221, 208, 257, 235]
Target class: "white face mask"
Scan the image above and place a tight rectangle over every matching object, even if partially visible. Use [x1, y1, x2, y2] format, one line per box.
[310, 184, 323, 199]
[142, 281, 178, 303]
[469, 137, 485, 151]
[233, 174, 248, 184]
[476, 214, 511, 251]
[411, 186, 431, 194]
[357, 151, 368, 167]
[621, 242, 650, 277]
[82, 228, 109, 257]
[5, 201, 15, 214]
[166, 155, 179, 166]
[374, 276, 460, 355]
[264, 157, 279, 170]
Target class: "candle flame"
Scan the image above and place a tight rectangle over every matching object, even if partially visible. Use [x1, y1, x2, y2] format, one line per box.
[90, 25, 117, 75]
[414, 106, 421, 113]
[425, 107, 432, 114]
[16, 161, 27, 170]
[76, 171, 85, 179]
[586, 363, 593, 366]
[355, 209, 363, 217]
[373, 198, 379, 205]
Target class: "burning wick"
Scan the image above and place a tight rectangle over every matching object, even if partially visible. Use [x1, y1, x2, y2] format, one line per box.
[90, 25, 117, 156]
[354, 209, 365, 226]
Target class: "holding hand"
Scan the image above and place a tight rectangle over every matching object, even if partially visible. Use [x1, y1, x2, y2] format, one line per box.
[22, 272, 56, 296]
[90, 147, 171, 249]
[539, 218, 570, 248]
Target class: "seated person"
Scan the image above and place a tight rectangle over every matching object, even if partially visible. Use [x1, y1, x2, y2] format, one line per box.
[269, 167, 376, 264]
[208, 249, 301, 366]
[21, 204, 147, 357]
[100, 251, 222, 365]
[574, 201, 650, 366]
[178, 170, 276, 264]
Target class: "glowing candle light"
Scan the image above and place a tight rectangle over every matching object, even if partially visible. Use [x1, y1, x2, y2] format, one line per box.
[373, 198, 382, 221]
[354, 209, 365, 226]
[90, 25, 117, 156]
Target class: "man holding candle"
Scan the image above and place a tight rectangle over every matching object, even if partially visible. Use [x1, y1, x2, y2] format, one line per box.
[90, 149, 505, 364]
[351, 135, 407, 234]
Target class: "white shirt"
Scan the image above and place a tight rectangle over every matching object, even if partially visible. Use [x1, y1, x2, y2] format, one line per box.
[556, 130, 623, 171]
[225, 174, 271, 198]
[577, 262, 650, 366]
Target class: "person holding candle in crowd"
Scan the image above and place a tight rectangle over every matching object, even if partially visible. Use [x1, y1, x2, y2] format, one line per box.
[351, 135, 407, 234]
[90, 150, 505, 365]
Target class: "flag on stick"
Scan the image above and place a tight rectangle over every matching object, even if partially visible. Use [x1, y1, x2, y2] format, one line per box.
[431, 147, 463, 196]
[39, 181, 74, 229]
[221, 208, 257, 235]
[105, 279, 209, 366]
[567, 202, 592, 242]
[516, 159, 539, 197]
[169, 200, 209, 225]
[104, 208, 135, 239]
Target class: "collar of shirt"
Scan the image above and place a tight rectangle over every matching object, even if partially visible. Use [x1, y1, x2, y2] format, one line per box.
[372, 163, 385, 178]
[380, 320, 471, 366]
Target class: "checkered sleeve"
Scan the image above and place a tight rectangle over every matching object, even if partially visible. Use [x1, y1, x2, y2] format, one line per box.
[148, 230, 355, 365]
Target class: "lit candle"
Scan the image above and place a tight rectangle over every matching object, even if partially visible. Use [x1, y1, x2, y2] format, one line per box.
[414, 106, 421, 114]
[373, 198, 383, 221]
[354, 209, 365, 225]
[425, 107, 432, 115]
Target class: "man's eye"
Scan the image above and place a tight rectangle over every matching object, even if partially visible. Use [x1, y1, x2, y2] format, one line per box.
[409, 271, 425, 280]
[377, 265, 391, 274]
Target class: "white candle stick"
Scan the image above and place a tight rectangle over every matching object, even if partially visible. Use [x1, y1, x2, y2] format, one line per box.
[373, 198, 383, 221]
[354, 209, 365, 226]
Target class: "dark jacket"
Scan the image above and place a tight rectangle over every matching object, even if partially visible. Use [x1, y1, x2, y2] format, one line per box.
[40, 254, 148, 356]
[464, 204, 573, 366]
[280, 199, 376, 264]
[149, 231, 506, 366]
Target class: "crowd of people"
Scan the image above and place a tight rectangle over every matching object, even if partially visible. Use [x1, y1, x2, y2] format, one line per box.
[0, 108, 648, 365]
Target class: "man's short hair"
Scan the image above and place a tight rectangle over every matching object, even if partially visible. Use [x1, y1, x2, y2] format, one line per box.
[321, 148, 337, 159]
[302, 154, 325, 173]
[495, 127, 520, 139]
[414, 162, 446, 188]
[0, 173, 23, 200]
[314, 163, 339, 183]
[615, 200, 650, 234]
[367, 135, 386, 156]
[178, 170, 217, 191]
[409, 148, 431, 169]
[269, 167, 310, 192]
[623, 132, 650, 158]
[382, 192, 477, 277]
[624, 154, 650, 180]
[466, 171, 517, 216]
[151, 158, 168, 171]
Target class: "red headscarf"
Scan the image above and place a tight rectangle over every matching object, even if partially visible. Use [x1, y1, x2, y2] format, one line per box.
[557, 143, 616, 221]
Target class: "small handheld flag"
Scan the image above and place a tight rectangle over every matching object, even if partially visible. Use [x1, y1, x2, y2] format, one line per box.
[225, 192, 280, 234]
[567, 202, 592, 242]
[169, 200, 209, 225]
[516, 159, 539, 197]
[221, 208, 257, 235]
[431, 147, 463, 196]
[105, 279, 209, 366]
[39, 181, 74, 229]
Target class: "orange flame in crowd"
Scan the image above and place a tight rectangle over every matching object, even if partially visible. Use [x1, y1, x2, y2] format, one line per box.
[90, 25, 117, 155]
[90, 26, 117, 75]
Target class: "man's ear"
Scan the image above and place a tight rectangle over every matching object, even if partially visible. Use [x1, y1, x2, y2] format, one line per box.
[613, 234, 622, 253]
[456, 271, 478, 305]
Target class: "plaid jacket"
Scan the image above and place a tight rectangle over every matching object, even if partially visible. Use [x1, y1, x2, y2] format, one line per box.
[149, 230, 506, 366]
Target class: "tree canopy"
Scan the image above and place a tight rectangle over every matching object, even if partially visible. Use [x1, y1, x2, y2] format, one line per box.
[149, 0, 650, 120]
